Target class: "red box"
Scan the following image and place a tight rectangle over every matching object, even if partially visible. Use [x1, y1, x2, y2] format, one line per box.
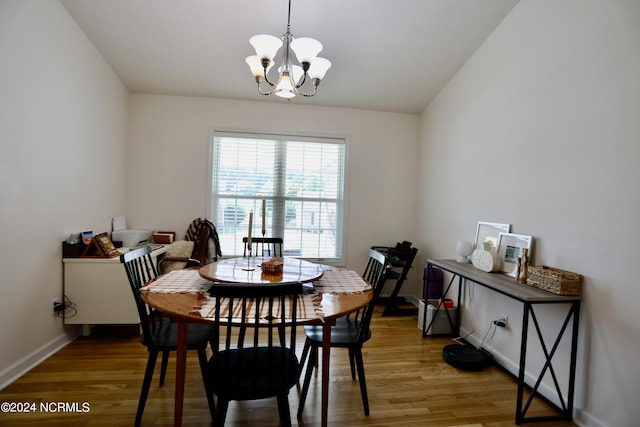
[438, 298, 454, 309]
[153, 231, 175, 244]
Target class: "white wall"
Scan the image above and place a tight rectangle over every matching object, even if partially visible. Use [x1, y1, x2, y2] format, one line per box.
[418, 1, 640, 426]
[0, 0, 129, 386]
[126, 94, 421, 275]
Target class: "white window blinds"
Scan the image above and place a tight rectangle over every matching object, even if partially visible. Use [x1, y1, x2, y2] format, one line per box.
[209, 131, 346, 263]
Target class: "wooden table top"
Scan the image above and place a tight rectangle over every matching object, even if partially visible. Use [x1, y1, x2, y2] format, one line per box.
[141, 259, 372, 324]
[199, 256, 325, 284]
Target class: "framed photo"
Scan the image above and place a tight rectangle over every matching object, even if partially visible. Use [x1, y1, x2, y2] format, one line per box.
[474, 222, 511, 252]
[497, 233, 533, 277]
[94, 232, 120, 257]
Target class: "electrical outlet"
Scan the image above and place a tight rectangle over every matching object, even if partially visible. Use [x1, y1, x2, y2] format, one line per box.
[494, 314, 508, 327]
[51, 298, 62, 314]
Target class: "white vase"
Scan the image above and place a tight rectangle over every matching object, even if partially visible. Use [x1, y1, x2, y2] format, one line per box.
[471, 242, 501, 272]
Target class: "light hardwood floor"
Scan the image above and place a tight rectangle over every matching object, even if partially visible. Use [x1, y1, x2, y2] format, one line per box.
[0, 305, 576, 426]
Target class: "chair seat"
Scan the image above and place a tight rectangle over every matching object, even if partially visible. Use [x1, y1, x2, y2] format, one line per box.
[303, 317, 372, 346]
[141, 321, 215, 350]
[208, 347, 299, 401]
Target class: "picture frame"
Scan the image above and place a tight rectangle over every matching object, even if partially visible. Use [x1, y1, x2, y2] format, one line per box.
[94, 232, 120, 257]
[497, 232, 533, 277]
[474, 222, 511, 252]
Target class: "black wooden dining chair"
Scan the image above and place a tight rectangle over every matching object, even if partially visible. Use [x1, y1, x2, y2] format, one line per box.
[243, 236, 284, 257]
[120, 246, 215, 425]
[205, 281, 303, 427]
[297, 249, 389, 417]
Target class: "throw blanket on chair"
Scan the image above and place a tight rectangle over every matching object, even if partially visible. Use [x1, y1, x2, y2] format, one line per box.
[185, 218, 222, 262]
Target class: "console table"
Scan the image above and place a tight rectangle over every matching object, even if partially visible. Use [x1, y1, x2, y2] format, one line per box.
[422, 259, 581, 424]
[63, 245, 167, 335]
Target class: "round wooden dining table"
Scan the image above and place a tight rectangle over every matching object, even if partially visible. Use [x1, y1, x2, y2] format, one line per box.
[140, 257, 372, 427]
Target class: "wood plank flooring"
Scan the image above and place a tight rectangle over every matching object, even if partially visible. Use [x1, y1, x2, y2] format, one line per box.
[0, 306, 576, 426]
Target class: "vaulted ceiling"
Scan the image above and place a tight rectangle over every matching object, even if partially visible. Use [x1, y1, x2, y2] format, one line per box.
[61, 0, 519, 114]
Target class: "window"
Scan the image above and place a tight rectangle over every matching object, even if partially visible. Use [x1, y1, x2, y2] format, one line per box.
[208, 130, 347, 264]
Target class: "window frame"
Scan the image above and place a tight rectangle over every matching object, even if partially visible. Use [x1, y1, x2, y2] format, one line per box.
[207, 127, 349, 266]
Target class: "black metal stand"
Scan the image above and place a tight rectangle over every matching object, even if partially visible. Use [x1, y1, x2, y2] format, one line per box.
[422, 259, 581, 425]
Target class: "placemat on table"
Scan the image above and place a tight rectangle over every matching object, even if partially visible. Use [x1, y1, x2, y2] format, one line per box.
[196, 293, 322, 322]
[141, 269, 211, 293]
[313, 269, 371, 294]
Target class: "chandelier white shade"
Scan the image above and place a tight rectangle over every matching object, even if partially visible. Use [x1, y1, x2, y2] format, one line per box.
[245, 0, 331, 98]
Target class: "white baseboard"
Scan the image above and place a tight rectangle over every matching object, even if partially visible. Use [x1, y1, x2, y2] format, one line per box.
[404, 295, 420, 306]
[0, 327, 81, 390]
[379, 294, 421, 306]
[459, 326, 595, 426]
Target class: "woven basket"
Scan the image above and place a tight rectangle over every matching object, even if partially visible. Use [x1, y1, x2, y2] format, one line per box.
[526, 266, 583, 296]
[260, 258, 284, 274]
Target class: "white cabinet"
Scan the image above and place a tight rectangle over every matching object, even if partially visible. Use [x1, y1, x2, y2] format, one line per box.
[63, 246, 166, 334]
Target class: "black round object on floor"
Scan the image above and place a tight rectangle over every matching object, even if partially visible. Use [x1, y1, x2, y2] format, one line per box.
[442, 344, 489, 371]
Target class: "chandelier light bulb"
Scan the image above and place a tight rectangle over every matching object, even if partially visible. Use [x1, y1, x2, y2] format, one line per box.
[245, 55, 271, 78]
[274, 74, 296, 98]
[308, 57, 331, 80]
[249, 34, 282, 60]
[278, 64, 304, 85]
[290, 37, 323, 63]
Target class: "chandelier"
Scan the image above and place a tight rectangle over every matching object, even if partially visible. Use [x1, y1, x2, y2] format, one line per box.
[245, 0, 331, 99]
